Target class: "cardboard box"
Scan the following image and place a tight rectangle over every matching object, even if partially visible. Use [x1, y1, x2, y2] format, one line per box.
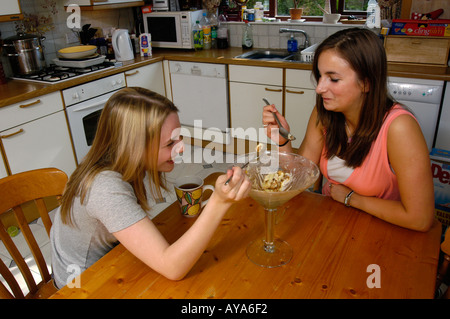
[430, 148, 450, 226]
[391, 19, 450, 37]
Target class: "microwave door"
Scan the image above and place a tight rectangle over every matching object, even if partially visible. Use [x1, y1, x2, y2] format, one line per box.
[146, 15, 182, 48]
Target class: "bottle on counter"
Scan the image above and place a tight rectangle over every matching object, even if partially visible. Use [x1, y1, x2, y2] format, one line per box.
[254, 2, 264, 21]
[366, 0, 380, 28]
[217, 14, 228, 49]
[209, 12, 218, 49]
[193, 20, 204, 50]
[200, 12, 211, 50]
[242, 22, 253, 49]
[287, 34, 298, 53]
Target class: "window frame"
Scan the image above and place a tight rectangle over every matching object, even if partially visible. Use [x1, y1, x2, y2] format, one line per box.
[267, 0, 368, 20]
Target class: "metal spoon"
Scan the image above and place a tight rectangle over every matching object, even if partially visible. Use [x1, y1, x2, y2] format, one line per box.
[224, 144, 263, 185]
[263, 98, 296, 142]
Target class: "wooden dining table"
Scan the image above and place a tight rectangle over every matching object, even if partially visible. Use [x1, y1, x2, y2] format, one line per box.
[50, 173, 442, 299]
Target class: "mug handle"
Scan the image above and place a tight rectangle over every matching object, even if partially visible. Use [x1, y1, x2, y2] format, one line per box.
[201, 185, 215, 207]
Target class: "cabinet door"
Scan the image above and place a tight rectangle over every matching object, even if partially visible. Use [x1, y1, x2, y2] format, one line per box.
[284, 88, 316, 148]
[0, 154, 7, 179]
[229, 82, 282, 142]
[1, 110, 77, 176]
[125, 62, 166, 97]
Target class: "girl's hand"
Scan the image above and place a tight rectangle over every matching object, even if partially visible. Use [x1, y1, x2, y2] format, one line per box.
[262, 104, 291, 145]
[214, 167, 251, 204]
[329, 183, 353, 205]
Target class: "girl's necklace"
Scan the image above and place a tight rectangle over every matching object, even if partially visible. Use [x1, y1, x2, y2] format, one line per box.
[345, 122, 353, 143]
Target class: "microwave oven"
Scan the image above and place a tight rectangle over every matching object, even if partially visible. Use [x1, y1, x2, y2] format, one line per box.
[143, 10, 204, 49]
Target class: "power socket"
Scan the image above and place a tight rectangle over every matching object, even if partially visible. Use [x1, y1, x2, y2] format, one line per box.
[65, 32, 79, 44]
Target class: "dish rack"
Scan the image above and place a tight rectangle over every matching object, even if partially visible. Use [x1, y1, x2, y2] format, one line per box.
[300, 43, 318, 62]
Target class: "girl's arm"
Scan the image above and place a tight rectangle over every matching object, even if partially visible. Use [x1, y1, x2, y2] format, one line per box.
[330, 115, 435, 231]
[262, 105, 323, 165]
[113, 167, 251, 280]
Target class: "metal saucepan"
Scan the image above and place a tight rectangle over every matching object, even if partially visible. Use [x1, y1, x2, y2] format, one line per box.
[2, 32, 46, 75]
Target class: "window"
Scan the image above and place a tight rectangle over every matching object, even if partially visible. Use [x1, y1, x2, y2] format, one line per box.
[246, 0, 369, 19]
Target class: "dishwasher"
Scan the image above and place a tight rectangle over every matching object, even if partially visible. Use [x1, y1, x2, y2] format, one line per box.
[169, 61, 230, 144]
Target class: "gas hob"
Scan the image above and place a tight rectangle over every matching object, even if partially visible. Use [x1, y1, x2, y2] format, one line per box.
[10, 62, 115, 84]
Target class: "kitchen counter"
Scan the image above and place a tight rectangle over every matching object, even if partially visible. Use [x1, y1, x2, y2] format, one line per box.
[1, 47, 449, 108]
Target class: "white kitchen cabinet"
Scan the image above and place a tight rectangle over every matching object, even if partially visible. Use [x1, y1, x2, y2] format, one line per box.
[0, 0, 23, 22]
[0, 154, 7, 179]
[0, 92, 77, 177]
[284, 69, 316, 148]
[124, 62, 166, 97]
[229, 65, 283, 142]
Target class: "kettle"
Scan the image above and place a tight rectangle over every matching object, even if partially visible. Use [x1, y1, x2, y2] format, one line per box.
[112, 29, 134, 62]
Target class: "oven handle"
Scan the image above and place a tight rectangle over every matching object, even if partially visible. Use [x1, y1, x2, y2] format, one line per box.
[71, 98, 109, 112]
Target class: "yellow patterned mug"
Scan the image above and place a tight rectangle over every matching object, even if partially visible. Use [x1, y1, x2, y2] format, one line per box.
[174, 176, 215, 217]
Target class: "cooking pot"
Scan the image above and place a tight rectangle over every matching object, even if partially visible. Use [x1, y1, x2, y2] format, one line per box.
[2, 33, 46, 75]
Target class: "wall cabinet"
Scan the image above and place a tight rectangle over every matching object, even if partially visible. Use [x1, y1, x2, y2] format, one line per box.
[229, 65, 283, 143]
[124, 62, 166, 97]
[0, 0, 23, 22]
[284, 69, 316, 148]
[0, 92, 77, 176]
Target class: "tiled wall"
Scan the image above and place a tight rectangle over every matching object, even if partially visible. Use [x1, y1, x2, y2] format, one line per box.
[225, 21, 362, 50]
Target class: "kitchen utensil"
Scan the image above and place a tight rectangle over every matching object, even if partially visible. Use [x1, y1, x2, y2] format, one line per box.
[225, 144, 264, 185]
[112, 29, 134, 62]
[263, 98, 296, 142]
[58, 45, 97, 59]
[3, 32, 46, 75]
[317, 4, 329, 14]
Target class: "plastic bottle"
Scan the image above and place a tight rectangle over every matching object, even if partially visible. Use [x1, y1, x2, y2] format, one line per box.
[287, 34, 298, 53]
[254, 2, 264, 21]
[242, 22, 253, 49]
[209, 12, 218, 49]
[200, 12, 211, 50]
[193, 20, 204, 50]
[217, 14, 228, 49]
[366, 0, 380, 28]
[247, 9, 255, 22]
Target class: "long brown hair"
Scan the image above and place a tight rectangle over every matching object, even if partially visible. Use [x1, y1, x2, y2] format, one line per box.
[312, 28, 395, 167]
[60, 87, 179, 225]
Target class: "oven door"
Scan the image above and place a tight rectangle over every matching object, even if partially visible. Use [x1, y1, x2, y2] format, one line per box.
[65, 91, 115, 164]
[143, 13, 182, 48]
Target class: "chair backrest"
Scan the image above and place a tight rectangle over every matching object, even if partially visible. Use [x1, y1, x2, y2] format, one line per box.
[0, 168, 68, 299]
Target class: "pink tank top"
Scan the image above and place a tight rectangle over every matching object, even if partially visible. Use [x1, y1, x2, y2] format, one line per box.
[320, 104, 415, 200]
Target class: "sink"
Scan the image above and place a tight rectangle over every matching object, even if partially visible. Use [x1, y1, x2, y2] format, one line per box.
[234, 50, 295, 61]
[234, 50, 307, 63]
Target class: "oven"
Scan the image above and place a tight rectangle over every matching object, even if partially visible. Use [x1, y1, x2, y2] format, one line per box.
[62, 73, 126, 164]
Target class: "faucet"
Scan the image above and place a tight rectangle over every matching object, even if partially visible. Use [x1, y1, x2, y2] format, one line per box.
[279, 28, 309, 49]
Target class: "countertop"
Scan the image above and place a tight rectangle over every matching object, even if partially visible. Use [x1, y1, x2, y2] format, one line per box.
[1, 47, 449, 108]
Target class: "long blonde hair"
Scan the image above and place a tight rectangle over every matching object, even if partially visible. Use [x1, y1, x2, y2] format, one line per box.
[60, 87, 179, 225]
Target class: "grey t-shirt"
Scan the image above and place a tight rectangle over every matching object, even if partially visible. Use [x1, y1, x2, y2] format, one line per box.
[50, 170, 148, 289]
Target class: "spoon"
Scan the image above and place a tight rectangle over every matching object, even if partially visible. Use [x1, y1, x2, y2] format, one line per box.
[263, 98, 296, 142]
[225, 144, 263, 185]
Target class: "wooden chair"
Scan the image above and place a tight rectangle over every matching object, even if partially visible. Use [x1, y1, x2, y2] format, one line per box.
[436, 227, 450, 299]
[0, 168, 68, 299]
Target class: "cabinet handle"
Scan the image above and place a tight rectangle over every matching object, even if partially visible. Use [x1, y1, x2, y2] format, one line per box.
[264, 88, 282, 92]
[1, 129, 24, 139]
[286, 89, 305, 94]
[124, 70, 139, 77]
[19, 99, 41, 108]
